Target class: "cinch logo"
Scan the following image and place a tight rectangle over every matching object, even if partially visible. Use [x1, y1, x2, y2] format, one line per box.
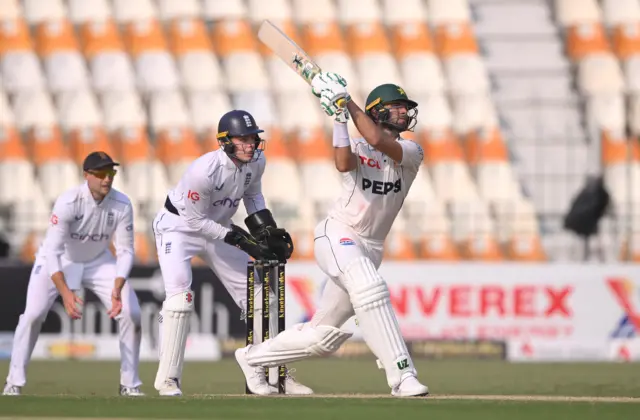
[358, 156, 381, 169]
[70, 233, 109, 241]
[607, 278, 640, 338]
[362, 178, 402, 195]
[212, 197, 241, 208]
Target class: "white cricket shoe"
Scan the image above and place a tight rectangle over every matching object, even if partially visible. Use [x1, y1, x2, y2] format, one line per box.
[158, 378, 182, 397]
[120, 385, 145, 397]
[391, 374, 429, 398]
[234, 346, 272, 396]
[2, 383, 21, 396]
[269, 368, 314, 395]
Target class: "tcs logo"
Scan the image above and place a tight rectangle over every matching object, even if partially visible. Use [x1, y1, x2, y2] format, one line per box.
[213, 197, 241, 208]
[358, 156, 381, 169]
[362, 178, 402, 195]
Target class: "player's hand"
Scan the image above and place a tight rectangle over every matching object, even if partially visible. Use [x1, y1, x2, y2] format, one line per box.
[255, 226, 295, 262]
[320, 93, 350, 122]
[107, 287, 123, 318]
[224, 224, 279, 261]
[312, 72, 351, 108]
[311, 72, 347, 94]
[61, 290, 83, 320]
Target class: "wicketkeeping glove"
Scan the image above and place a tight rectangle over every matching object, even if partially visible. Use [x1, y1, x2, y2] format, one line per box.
[224, 224, 279, 261]
[254, 226, 294, 262]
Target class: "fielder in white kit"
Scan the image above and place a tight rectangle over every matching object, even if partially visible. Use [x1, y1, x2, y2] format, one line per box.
[3, 152, 143, 397]
[152, 109, 312, 396]
[235, 74, 429, 397]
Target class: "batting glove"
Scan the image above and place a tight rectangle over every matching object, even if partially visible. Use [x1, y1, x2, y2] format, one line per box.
[312, 72, 351, 109]
[320, 93, 350, 122]
[311, 72, 348, 95]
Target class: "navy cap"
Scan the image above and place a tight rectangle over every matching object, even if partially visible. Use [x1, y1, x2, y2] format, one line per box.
[83, 151, 120, 171]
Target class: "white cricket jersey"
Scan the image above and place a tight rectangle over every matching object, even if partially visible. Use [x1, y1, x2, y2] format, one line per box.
[38, 182, 135, 278]
[328, 136, 424, 241]
[161, 149, 266, 239]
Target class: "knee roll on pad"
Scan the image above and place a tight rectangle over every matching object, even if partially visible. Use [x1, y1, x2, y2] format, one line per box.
[164, 290, 195, 312]
[246, 323, 353, 368]
[154, 290, 194, 390]
[342, 257, 390, 309]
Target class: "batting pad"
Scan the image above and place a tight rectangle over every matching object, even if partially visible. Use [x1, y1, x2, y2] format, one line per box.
[154, 290, 194, 390]
[245, 323, 353, 367]
[342, 257, 416, 388]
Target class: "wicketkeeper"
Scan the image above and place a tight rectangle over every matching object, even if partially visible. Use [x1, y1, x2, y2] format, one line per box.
[152, 110, 312, 396]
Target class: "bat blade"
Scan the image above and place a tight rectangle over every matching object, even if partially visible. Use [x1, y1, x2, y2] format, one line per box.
[257, 20, 321, 85]
[257, 20, 347, 107]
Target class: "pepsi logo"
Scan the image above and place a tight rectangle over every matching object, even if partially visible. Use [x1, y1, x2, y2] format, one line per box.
[339, 238, 355, 246]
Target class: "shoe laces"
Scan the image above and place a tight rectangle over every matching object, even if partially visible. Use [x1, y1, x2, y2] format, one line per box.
[252, 367, 269, 385]
[285, 368, 298, 381]
[164, 378, 179, 388]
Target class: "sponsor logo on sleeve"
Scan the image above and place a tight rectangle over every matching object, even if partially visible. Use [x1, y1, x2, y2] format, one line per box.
[187, 190, 200, 202]
[339, 238, 355, 246]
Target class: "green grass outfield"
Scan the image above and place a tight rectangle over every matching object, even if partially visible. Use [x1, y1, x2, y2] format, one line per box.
[0, 359, 638, 419]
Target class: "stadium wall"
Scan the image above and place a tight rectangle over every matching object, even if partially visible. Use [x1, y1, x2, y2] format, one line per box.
[0, 263, 638, 362]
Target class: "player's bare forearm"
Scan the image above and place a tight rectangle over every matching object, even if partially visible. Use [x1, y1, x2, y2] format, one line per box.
[51, 271, 72, 297]
[346, 101, 403, 163]
[334, 146, 356, 172]
[347, 101, 389, 147]
[114, 276, 126, 292]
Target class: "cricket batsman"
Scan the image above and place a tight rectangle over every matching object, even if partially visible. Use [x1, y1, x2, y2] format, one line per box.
[234, 74, 429, 397]
[3, 152, 143, 396]
[152, 109, 313, 396]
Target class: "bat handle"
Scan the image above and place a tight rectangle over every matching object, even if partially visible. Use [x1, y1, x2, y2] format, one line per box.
[336, 98, 347, 108]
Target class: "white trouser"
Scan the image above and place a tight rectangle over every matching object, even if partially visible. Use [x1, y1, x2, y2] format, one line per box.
[6, 251, 142, 388]
[152, 210, 251, 308]
[310, 217, 384, 327]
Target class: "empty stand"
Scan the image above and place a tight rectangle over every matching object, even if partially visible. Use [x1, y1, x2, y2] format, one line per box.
[0, 0, 635, 263]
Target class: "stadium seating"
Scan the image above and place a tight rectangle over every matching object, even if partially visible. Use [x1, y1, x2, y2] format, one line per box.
[0, 0, 637, 264]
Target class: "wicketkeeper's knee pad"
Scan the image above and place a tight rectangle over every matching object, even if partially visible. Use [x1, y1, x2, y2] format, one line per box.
[246, 323, 353, 368]
[154, 290, 194, 390]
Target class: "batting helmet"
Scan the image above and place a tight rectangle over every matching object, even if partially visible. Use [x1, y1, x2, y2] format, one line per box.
[216, 110, 265, 161]
[365, 84, 418, 132]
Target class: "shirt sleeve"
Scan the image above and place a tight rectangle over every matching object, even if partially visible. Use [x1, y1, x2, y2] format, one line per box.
[399, 139, 424, 171]
[114, 203, 135, 279]
[243, 154, 267, 215]
[182, 165, 231, 240]
[43, 198, 73, 277]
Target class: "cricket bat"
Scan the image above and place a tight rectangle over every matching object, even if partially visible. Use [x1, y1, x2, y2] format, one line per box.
[257, 20, 347, 107]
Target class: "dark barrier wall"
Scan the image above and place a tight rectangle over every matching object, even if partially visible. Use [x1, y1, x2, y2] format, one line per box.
[0, 266, 246, 343]
[0, 266, 507, 361]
